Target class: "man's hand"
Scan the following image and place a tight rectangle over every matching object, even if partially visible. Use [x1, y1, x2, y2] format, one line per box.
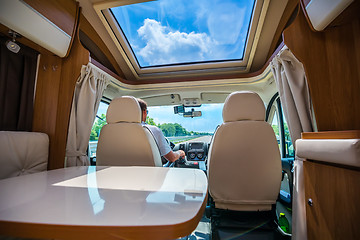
[177, 150, 185, 159]
[164, 150, 186, 163]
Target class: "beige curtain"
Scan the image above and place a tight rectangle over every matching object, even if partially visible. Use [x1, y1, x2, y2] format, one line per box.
[66, 63, 110, 167]
[271, 47, 314, 240]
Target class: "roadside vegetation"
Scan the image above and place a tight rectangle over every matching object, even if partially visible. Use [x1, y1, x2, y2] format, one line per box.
[90, 114, 211, 141]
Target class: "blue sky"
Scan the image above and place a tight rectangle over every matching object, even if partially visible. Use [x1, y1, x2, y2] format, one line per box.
[97, 102, 224, 133]
[147, 104, 224, 133]
[111, 0, 255, 67]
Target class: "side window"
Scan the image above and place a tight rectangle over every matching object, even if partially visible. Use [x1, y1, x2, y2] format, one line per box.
[271, 110, 281, 153]
[282, 111, 294, 158]
[267, 96, 294, 160]
[266, 94, 294, 207]
[89, 101, 109, 165]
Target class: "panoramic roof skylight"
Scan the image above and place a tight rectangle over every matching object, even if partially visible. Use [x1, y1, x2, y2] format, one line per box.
[110, 0, 255, 68]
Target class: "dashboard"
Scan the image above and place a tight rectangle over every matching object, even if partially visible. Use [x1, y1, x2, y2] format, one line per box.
[177, 142, 208, 161]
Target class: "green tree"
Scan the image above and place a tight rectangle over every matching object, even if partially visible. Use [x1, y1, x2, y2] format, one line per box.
[284, 122, 291, 141]
[272, 124, 279, 138]
[173, 123, 188, 136]
[159, 123, 176, 137]
[90, 114, 107, 141]
[146, 116, 157, 126]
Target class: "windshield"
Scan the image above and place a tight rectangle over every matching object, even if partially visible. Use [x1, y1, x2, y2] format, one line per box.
[89, 102, 223, 159]
[147, 103, 223, 143]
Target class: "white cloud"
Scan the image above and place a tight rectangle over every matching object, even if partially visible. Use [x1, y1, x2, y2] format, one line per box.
[207, 3, 245, 45]
[137, 19, 217, 66]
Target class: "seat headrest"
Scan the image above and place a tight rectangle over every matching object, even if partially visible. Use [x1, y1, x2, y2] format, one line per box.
[223, 91, 265, 122]
[106, 96, 141, 124]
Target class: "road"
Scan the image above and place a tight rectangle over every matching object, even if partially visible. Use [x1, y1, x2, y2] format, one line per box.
[183, 135, 212, 143]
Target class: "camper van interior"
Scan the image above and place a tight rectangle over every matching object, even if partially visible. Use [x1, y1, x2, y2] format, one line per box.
[0, 0, 359, 239]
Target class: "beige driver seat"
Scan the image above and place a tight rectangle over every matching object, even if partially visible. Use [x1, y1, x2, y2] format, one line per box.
[208, 91, 282, 211]
[96, 96, 162, 167]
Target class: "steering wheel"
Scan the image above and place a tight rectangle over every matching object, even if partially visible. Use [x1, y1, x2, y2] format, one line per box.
[163, 155, 187, 168]
[164, 137, 175, 149]
[162, 138, 176, 166]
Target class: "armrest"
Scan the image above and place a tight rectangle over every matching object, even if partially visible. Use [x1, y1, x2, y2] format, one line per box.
[296, 138, 360, 168]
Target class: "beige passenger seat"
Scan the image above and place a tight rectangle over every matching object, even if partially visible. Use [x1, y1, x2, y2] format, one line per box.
[0, 131, 49, 179]
[96, 96, 162, 167]
[207, 91, 282, 211]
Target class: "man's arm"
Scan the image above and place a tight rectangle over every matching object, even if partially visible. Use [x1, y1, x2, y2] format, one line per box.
[146, 125, 186, 162]
[164, 150, 185, 163]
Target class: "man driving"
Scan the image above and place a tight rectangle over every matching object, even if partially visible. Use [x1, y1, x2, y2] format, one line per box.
[137, 98, 185, 162]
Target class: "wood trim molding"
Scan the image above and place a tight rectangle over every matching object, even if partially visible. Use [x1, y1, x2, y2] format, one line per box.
[90, 58, 125, 83]
[300, 0, 318, 32]
[33, 10, 90, 170]
[301, 0, 311, 7]
[112, 41, 285, 85]
[266, 0, 298, 61]
[304, 161, 360, 240]
[300, 0, 360, 32]
[23, 0, 80, 58]
[79, 14, 125, 78]
[23, 0, 78, 37]
[283, 4, 360, 131]
[0, 192, 207, 240]
[65, 2, 80, 58]
[302, 130, 360, 139]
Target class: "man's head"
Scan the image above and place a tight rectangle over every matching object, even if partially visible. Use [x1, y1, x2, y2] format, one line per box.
[137, 98, 147, 122]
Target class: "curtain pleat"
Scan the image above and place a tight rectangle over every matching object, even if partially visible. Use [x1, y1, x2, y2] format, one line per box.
[0, 37, 38, 131]
[271, 47, 314, 240]
[65, 63, 110, 167]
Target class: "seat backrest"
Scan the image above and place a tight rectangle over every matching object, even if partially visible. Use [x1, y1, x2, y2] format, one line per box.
[208, 91, 282, 211]
[0, 131, 49, 179]
[96, 96, 162, 167]
[142, 125, 163, 167]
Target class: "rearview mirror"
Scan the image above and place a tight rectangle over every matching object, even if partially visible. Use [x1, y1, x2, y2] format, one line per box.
[183, 110, 202, 118]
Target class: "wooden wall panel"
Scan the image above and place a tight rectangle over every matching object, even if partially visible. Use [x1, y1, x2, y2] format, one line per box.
[23, 0, 80, 57]
[302, 130, 360, 139]
[33, 10, 89, 170]
[23, 0, 77, 36]
[33, 55, 62, 163]
[301, 0, 311, 7]
[79, 14, 124, 78]
[283, 4, 360, 131]
[51, 30, 89, 170]
[265, 0, 298, 61]
[304, 161, 360, 240]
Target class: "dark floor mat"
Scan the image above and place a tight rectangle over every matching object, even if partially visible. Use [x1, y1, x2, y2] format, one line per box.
[214, 228, 283, 240]
[210, 210, 289, 240]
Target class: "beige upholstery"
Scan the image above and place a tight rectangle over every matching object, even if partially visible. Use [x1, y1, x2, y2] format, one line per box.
[296, 139, 360, 168]
[208, 91, 282, 211]
[143, 126, 163, 167]
[222, 91, 265, 122]
[96, 96, 162, 167]
[0, 131, 49, 179]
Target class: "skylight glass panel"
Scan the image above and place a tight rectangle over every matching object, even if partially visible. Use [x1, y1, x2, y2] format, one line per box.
[111, 0, 255, 68]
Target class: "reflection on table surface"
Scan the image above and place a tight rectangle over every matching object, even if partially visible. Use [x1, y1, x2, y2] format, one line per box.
[0, 166, 208, 233]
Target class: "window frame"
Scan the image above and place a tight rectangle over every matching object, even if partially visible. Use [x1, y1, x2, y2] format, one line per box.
[266, 93, 294, 205]
[266, 93, 294, 159]
[93, 0, 269, 79]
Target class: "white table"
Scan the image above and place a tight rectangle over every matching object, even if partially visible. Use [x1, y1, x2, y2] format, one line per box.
[0, 166, 208, 240]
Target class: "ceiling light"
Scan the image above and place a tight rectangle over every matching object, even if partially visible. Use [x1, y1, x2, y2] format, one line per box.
[6, 30, 21, 53]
